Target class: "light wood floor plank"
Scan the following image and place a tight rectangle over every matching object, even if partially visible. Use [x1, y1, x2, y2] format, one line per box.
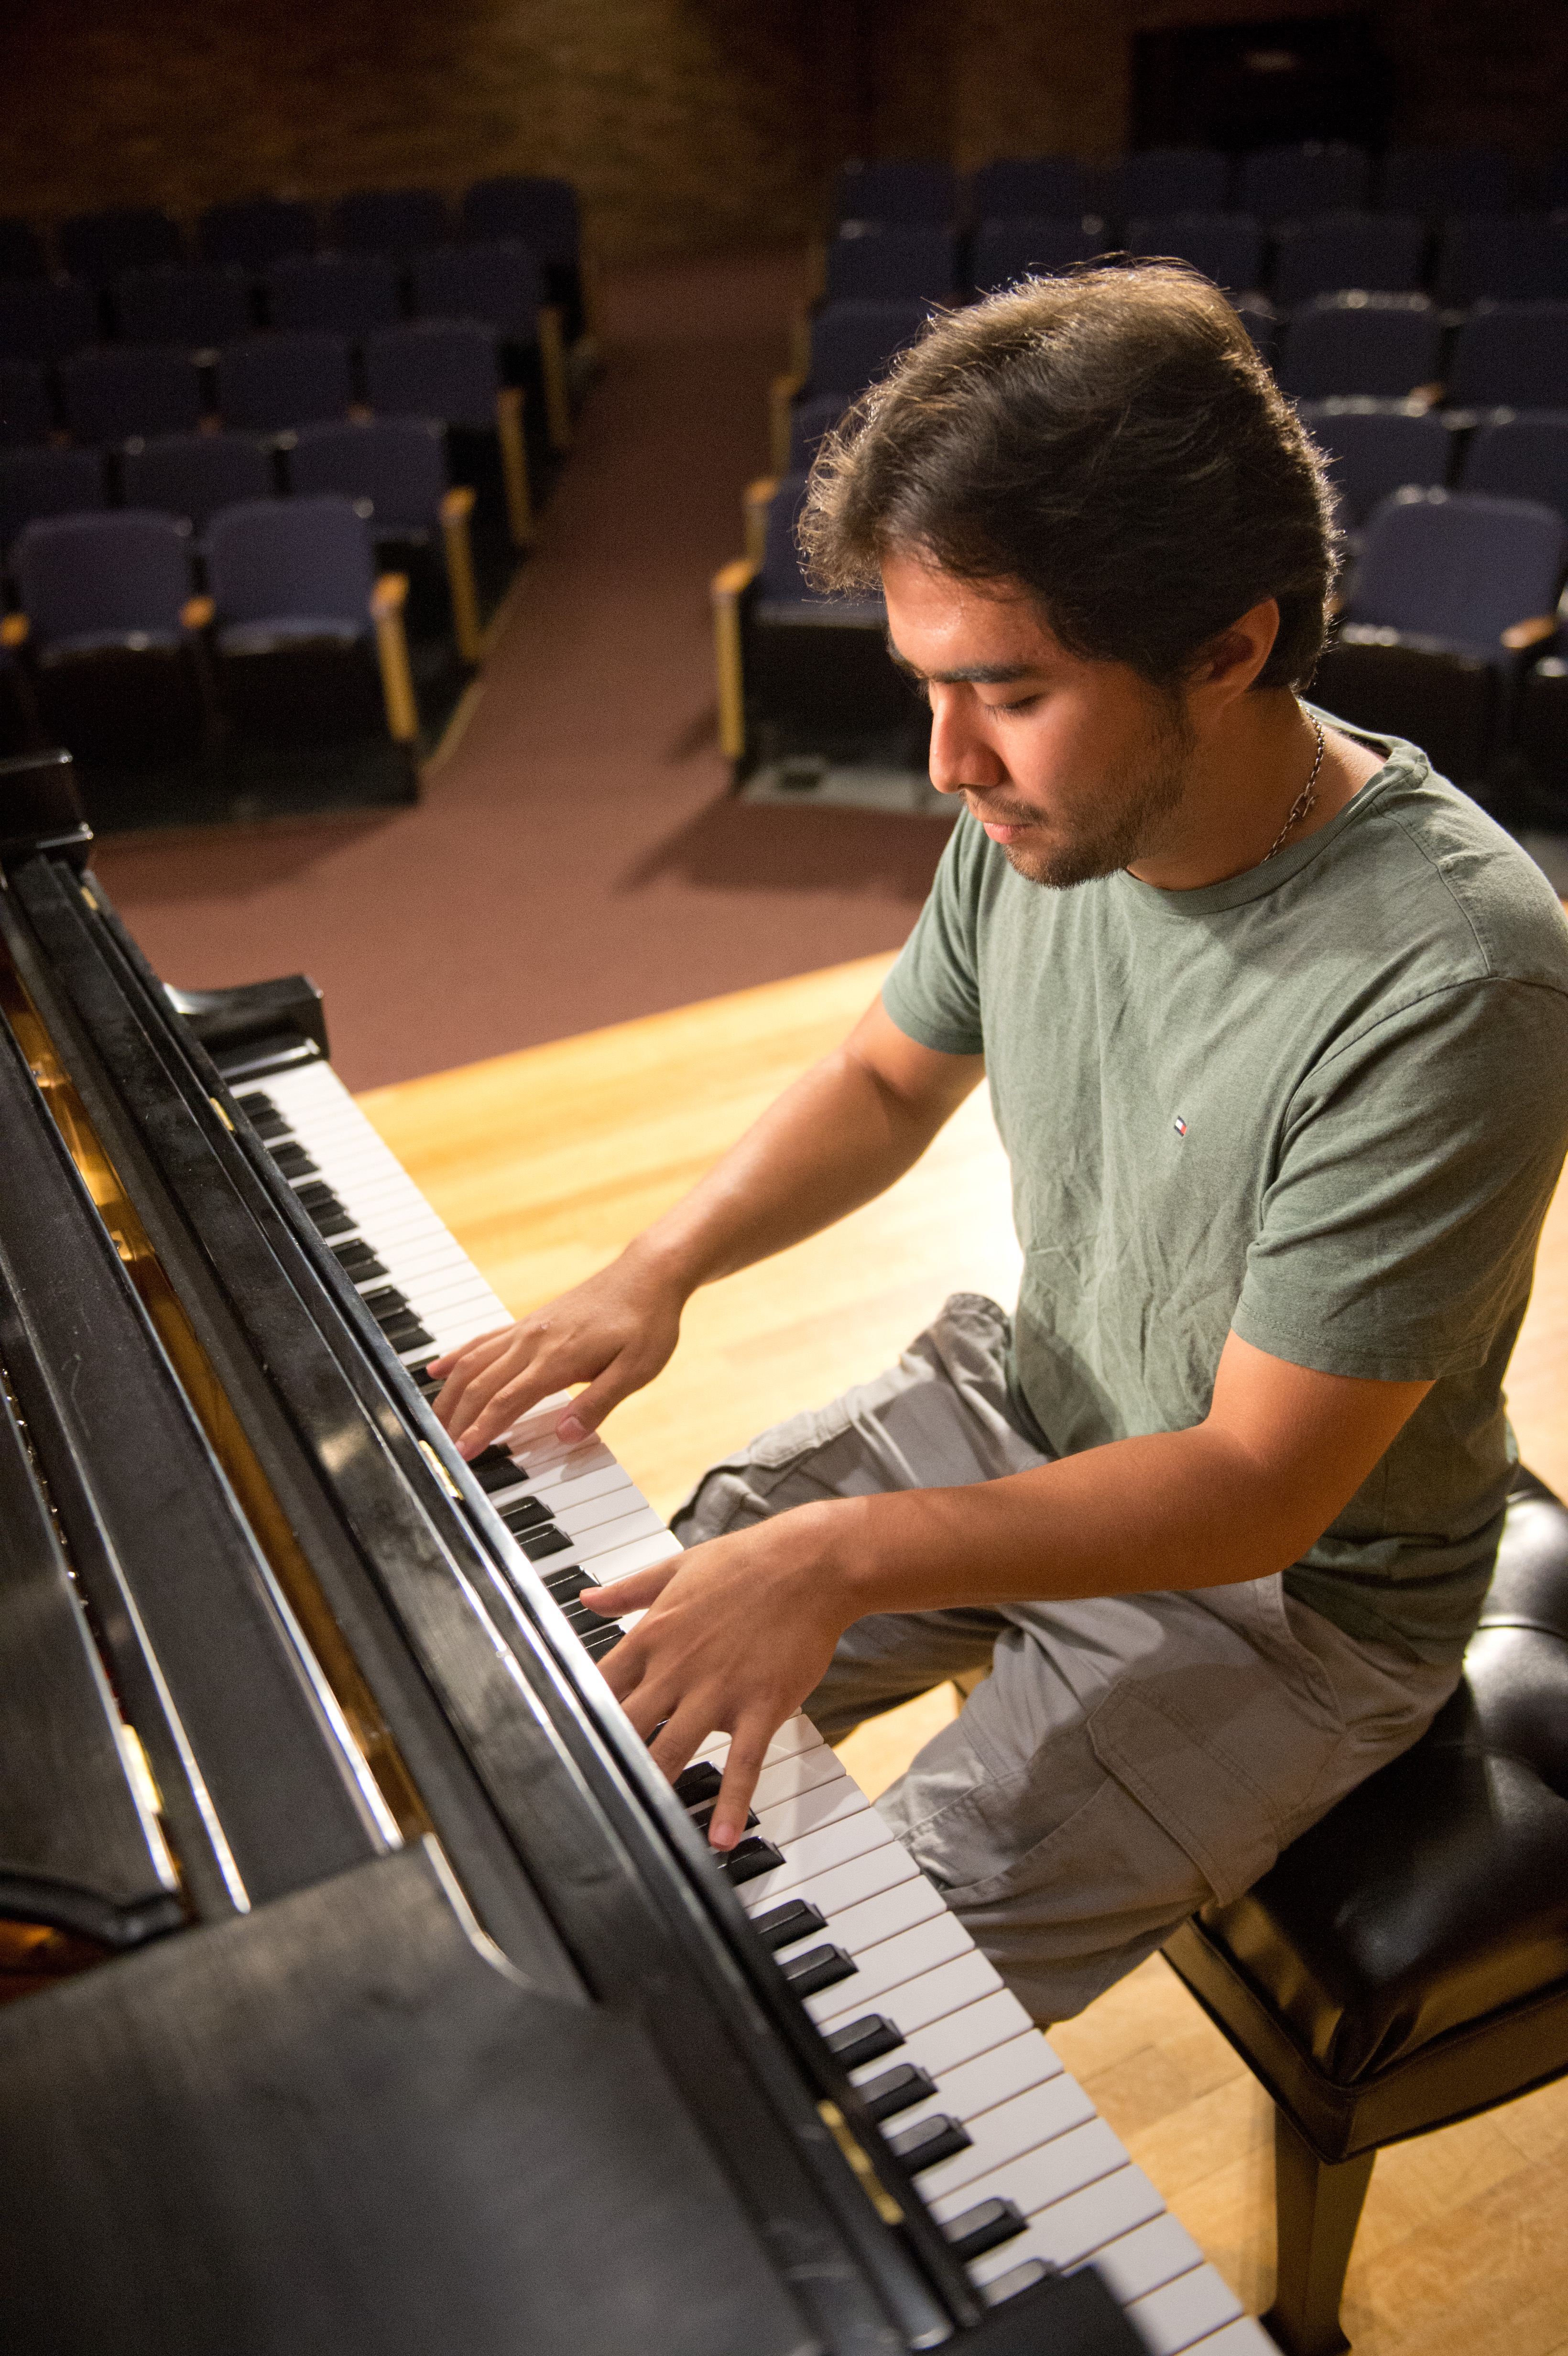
[358, 951, 1568, 2354]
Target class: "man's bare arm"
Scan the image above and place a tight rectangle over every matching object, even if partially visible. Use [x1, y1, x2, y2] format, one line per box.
[584, 1332, 1434, 1846]
[429, 998, 984, 1455]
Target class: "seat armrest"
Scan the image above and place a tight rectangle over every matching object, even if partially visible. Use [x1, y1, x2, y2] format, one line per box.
[0, 614, 30, 648]
[770, 371, 805, 474]
[180, 595, 215, 631]
[438, 486, 482, 666]
[369, 572, 420, 743]
[1502, 615, 1558, 651]
[711, 559, 760, 764]
[494, 384, 534, 547]
[743, 475, 779, 568]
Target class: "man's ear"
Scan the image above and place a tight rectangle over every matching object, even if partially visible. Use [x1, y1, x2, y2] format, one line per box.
[1191, 599, 1280, 702]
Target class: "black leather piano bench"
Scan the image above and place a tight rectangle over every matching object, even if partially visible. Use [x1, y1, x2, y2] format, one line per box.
[1162, 1470, 1568, 2356]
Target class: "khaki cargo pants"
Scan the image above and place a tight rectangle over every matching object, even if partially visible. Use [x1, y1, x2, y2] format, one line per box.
[671, 1294, 1458, 2023]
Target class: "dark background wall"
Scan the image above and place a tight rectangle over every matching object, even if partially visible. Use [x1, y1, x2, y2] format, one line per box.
[3, 1, 1565, 268]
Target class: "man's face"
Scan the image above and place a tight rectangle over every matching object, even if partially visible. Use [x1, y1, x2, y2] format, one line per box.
[882, 552, 1198, 889]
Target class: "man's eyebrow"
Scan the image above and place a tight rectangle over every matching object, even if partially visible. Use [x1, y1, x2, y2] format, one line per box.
[884, 640, 1042, 686]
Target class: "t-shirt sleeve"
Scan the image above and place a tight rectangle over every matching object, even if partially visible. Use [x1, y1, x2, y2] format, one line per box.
[1233, 977, 1568, 1382]
[880, 817, 988, 1056]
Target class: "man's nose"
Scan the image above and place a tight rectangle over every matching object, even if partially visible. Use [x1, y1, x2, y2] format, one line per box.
[926, 687, 1007, 796]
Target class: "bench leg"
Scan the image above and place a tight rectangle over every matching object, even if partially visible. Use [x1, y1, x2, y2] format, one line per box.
[1263, 2108, 1375, 2356]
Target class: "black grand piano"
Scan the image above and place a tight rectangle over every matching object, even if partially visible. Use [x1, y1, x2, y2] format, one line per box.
[0, 750, 1141, 2356]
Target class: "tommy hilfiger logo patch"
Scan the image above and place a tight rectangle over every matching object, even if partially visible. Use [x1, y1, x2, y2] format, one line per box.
[1173, 1115, 1187, 1136]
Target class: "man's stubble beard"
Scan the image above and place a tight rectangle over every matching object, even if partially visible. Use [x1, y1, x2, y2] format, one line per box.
[980, 698, 1198, 890]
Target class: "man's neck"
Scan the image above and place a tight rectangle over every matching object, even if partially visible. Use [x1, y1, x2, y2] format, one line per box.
[1127, 694, 1386, 891]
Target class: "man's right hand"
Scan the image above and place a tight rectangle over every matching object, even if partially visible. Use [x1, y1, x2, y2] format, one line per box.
[428, 1247, 687, 1457]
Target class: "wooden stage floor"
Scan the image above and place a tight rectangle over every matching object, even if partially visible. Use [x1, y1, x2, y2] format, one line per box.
[361, 952, 1568, 2356]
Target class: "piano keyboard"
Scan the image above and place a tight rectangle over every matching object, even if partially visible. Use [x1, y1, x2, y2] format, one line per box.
[249, 1055, 1271, 2356]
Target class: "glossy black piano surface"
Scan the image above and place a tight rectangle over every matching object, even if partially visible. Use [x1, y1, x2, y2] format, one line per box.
[0, 750, 1141, 2356]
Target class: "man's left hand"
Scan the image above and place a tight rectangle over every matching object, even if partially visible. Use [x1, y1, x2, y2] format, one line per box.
[578, 1505, 852, 1850]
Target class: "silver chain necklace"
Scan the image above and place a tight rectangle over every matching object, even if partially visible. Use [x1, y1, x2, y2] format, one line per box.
[1260, 713, 1326, 863]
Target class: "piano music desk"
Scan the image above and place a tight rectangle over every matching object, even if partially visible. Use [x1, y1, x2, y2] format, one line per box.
[359, 952, 1568, 2356]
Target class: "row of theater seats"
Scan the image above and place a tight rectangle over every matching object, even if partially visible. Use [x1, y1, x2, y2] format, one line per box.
[0, 180, 584, 324]
[0, 499, 429, 780]
[832, 144, 1568, 229]
[773, 295, 1568, 474]
[714, 471, 1568, 819]
[820, 212, 1568, 313]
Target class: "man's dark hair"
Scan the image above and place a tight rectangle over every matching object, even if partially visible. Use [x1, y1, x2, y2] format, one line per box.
[799, 262, 1339, 693]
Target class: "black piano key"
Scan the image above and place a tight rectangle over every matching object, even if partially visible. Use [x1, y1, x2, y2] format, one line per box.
[383, 1315, 436, 1352]
[887, 2113, 971, 2173]
[826, 2014, 904, 2071]
[719, 1836, 785, 1886]
[332, 1240, 388, 1281]
[503, 1495, 553, 1534]
[270, 1140, 319, 1178]
[518, 1525, 572, 1561]
[857, 2062, 936, 2124]
[542, 1565, 592, 1603]
[749, 1897, 826, 1951]
[237, 1091, 290, 1140]
[673, 1761, 724, 1808]
[362, 1284, 411, 1319]
[470, 1450, 528, 1495]
[295, 1182, 355, 1238]
[560, 1602, 615, 1640]
[579, 1625, 623, 1660]
[982, 2259, 1056, 2307]
[689, 1800, 758, 1838]
[942, 2196, 1027, 2262]
[781, 1943, 856, 1998]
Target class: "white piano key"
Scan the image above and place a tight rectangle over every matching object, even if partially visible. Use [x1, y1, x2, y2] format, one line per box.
[966, 2162, 1166, 2285]
[806, 1912, 974, 2021]
[749, 1830, 910, 1917]
[1082, 2215, 1206, 2309]
[811, 1871, 946, 1958]
[576, 1527, 682, 1582]
[751, 1742, 848, 1814]
[927, 2117, 1128, 2226]
[695, 1714, 824, 1770]
[904, 2074, 1098, 2205]
[1122, 2263, 1243, 2355]
[872, 1986, 1042, 2083]
[814, 1943, 1002, 2038]
[921, 2029, 1059, 2123]
[756, 1774, 870, 1848]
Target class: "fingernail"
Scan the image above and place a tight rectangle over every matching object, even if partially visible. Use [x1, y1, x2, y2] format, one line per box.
[456, 1436, 478, 1460]
[558, 1413, 588, 1444]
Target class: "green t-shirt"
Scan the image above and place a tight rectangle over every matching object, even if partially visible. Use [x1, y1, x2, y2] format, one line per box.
[882, 729, 1568, 1663]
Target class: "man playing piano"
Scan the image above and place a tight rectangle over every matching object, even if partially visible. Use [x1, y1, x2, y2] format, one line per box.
[432, 263, 1568, 2026]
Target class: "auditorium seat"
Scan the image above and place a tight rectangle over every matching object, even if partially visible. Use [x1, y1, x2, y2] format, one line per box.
[114, 264, 256, 353]
[287, 417, 483, 665]
[265, 252, 402, 338]
[783, 391, 847, 473]
[458, 177, 585, 341]
[772, 299, 930, 471]
[1381, 142, 1514, 219]
[1446, 301, 1568, 414]
[1238, 142, 1370, 223]
[0, 220, 47, 280]
[1459, 411, 1568, 521]
[204, 494, 419, 761]
[59, 347, 205, 445]
[362, 321, 533, 547]
[1126, 215, 1263, 293]
[835, 159, 955, 226]
[408, 242, 571, 452]
[971, 217, 1106, 294]
[970, 157, 1090, 220]
[824, 223, 959, 305]
[215, 333, 354, 433]
[121, 432, 275, 535]
[1275, 294, 1443, 401]
[1294, 398, 1452, 529]
[0, 360, 52, 447]
[1164, 1470, 1568, 2356]
[1436, 218, 1568, 307]
[1106, 149, 1229, 221]
[0, 446, 107, 556]
[329, 188, 449, 260]
[1270, 214, 1427, 306]
[0, 275, 98, 365]
[198, 196, 318, 274]
[1314, 487, 1566, 784]
[710, 472, 924, 775]
[59, 206, 184, 286]
[10, 509, 208, 766]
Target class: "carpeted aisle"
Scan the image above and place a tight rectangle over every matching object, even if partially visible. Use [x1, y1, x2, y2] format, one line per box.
[90, 250, 947, 1091]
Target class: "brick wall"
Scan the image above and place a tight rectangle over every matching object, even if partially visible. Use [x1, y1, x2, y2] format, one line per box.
[3, 0, 1563, 269]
